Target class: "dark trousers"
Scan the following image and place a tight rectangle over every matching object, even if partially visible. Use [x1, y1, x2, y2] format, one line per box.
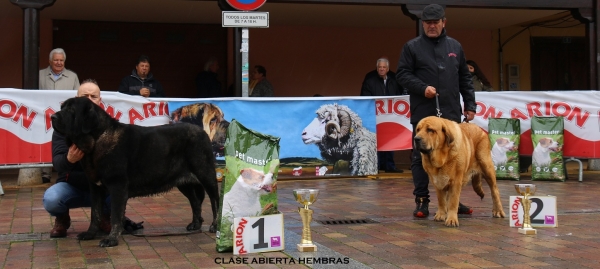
[411, 123, 429, 198]
[377, 151, 396, 170]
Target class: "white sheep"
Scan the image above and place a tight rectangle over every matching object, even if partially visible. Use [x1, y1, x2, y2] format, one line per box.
[301, 103, 378, 176]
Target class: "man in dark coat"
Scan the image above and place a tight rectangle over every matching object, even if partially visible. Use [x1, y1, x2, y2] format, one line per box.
[118, 55, 165, 97]
[361, 57, 404, 173]
[196, 57, 222, 98]
[396, 4, 476, 218]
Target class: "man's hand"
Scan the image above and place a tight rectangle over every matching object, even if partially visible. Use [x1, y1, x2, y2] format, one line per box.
[66, 144, 84, 163]
[140, 87, 150, 97]
[464, 110, 475, 122]
[424, 86, 437, 98]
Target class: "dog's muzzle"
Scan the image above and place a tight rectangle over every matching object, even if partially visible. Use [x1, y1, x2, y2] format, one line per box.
[413, 136, 432, 155]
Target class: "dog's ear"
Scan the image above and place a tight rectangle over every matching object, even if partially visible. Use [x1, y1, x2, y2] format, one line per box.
[442, 121, 454, 147]
[76, 98, 98, 134]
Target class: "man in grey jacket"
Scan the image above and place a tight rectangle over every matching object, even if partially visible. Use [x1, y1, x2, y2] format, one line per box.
[39, 48, 80, 90]
[396, 4, 476, 218]
[38, 48, 81, 183]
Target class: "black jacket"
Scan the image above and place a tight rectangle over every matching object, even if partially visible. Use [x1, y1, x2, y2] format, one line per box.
[118, 70, 166, 97]
[396, 29, 475, 124]
[196, 71, 222, 98]
[360, 70, 405, 96]
[52, 131, 89, 191]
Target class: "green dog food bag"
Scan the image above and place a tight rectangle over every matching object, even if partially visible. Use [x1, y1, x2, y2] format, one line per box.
[488, 118, 520, 180]
[215, 119, 281, 253]
[530, 116, 565, 181]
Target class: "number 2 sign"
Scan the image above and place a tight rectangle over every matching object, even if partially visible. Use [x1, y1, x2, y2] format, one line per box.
[233, 214, 284, 255]
[509, 196, 558, 228]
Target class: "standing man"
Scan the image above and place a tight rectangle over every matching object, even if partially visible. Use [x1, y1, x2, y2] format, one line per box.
[396, 4, 476, 218]
[196, 57, 222, 98]
[360, 57, 404, 173]
[38, 48, 80, 183]
[118, 55, 165, 97]
[39, 48, 80, 90]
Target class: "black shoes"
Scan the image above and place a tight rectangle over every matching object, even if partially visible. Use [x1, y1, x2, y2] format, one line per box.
[385, 168, 404, 173]
[458, 203, 473, 214]
[413, 197, 430, 218]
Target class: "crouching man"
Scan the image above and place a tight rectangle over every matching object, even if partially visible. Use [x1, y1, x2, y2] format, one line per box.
[43, 79, 142, 237]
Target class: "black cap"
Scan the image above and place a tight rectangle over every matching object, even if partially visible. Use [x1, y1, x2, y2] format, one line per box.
[421, 4, 445, 21]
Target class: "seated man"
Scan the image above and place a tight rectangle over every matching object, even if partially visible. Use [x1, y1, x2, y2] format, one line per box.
[43, 79, 142, 238]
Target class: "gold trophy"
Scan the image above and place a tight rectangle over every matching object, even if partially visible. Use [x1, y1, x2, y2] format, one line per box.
[515, 184, 537, 235]
[293, 189, 319, 252]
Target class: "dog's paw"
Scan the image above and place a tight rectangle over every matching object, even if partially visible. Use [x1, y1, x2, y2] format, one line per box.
[433, 212, 446, 222]
[77, 231, 96, 241]
[493, 209, 506, 218]
[186, 221, 202, 231]
[99, 237, 119, 247]
[209, 223, 217, 233]
[444, 217, 460, 227]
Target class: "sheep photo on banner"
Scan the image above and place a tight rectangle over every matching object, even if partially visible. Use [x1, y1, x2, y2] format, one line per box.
[167, 98, 378, 178]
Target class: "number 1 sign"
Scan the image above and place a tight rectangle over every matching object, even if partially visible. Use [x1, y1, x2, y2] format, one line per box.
[509, 195, 558, 228]
[233, 214, 284, 255]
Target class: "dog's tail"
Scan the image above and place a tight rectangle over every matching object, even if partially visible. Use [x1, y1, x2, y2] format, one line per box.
[471, 173, 485, 199]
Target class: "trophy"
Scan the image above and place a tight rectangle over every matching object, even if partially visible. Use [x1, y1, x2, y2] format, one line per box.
[515, 184, 537, 235]
[293, 189, 319, 252]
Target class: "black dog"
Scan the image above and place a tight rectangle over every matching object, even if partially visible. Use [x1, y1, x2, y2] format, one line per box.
[51, 97, 219, 247]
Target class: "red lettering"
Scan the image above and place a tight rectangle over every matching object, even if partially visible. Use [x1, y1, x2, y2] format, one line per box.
[12, 104, 37, 130]
[0, 100, 17, 118]
[236, 239, 243, 246]
[526, 102, 543, 117]
[510, 108, 528, 120]
[566, 106, 590, 128]
[129, 109, 145, 124]
[374, 100, 385, 115]
[45, 108, 56, 131]
[159, 102, 168, 116]
[102, 104, 123, 121]
[392, 99, 410, 117]
[552, 102, 571, 117]
[143, 102, 158, 118]
[238, 246, 247, 254]
[545, 101, 551, 116]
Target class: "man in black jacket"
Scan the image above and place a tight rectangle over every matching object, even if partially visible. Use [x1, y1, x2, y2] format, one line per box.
[44, 80, 141, 238]
[396, 4, 476, 218]
[361, 57, 404, 173]
[118, 55, 165, 97]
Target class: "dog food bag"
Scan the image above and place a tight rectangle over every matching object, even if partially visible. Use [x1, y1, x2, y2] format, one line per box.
[216, 119, 281, 253]
[488, 118, 520, 180]
[530, 116, 565, 181]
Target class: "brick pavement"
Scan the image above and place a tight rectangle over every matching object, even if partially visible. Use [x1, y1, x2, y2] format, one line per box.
[1, 163, 600, 268]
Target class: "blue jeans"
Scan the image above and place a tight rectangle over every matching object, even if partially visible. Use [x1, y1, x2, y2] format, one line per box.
[43, 182, 110, 216]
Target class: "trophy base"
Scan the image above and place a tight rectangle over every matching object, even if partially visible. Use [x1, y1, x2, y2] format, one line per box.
[518, 228, 537, 235]
[297, 243, 317, 252]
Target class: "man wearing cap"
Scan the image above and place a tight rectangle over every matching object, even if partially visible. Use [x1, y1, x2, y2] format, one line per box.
[396, 4, 476, 218]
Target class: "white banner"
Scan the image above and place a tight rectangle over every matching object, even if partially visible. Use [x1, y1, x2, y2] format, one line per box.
[1, 89, 599, 165]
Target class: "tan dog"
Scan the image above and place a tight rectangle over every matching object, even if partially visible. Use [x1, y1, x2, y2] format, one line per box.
[413, 116, 505, 227]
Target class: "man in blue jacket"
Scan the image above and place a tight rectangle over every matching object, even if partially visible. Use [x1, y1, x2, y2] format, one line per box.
[396, 4, 476, 218]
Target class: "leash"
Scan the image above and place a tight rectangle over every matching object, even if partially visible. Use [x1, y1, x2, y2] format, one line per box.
[435, 94, 442, 117]
[436, 93, 470, 123]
